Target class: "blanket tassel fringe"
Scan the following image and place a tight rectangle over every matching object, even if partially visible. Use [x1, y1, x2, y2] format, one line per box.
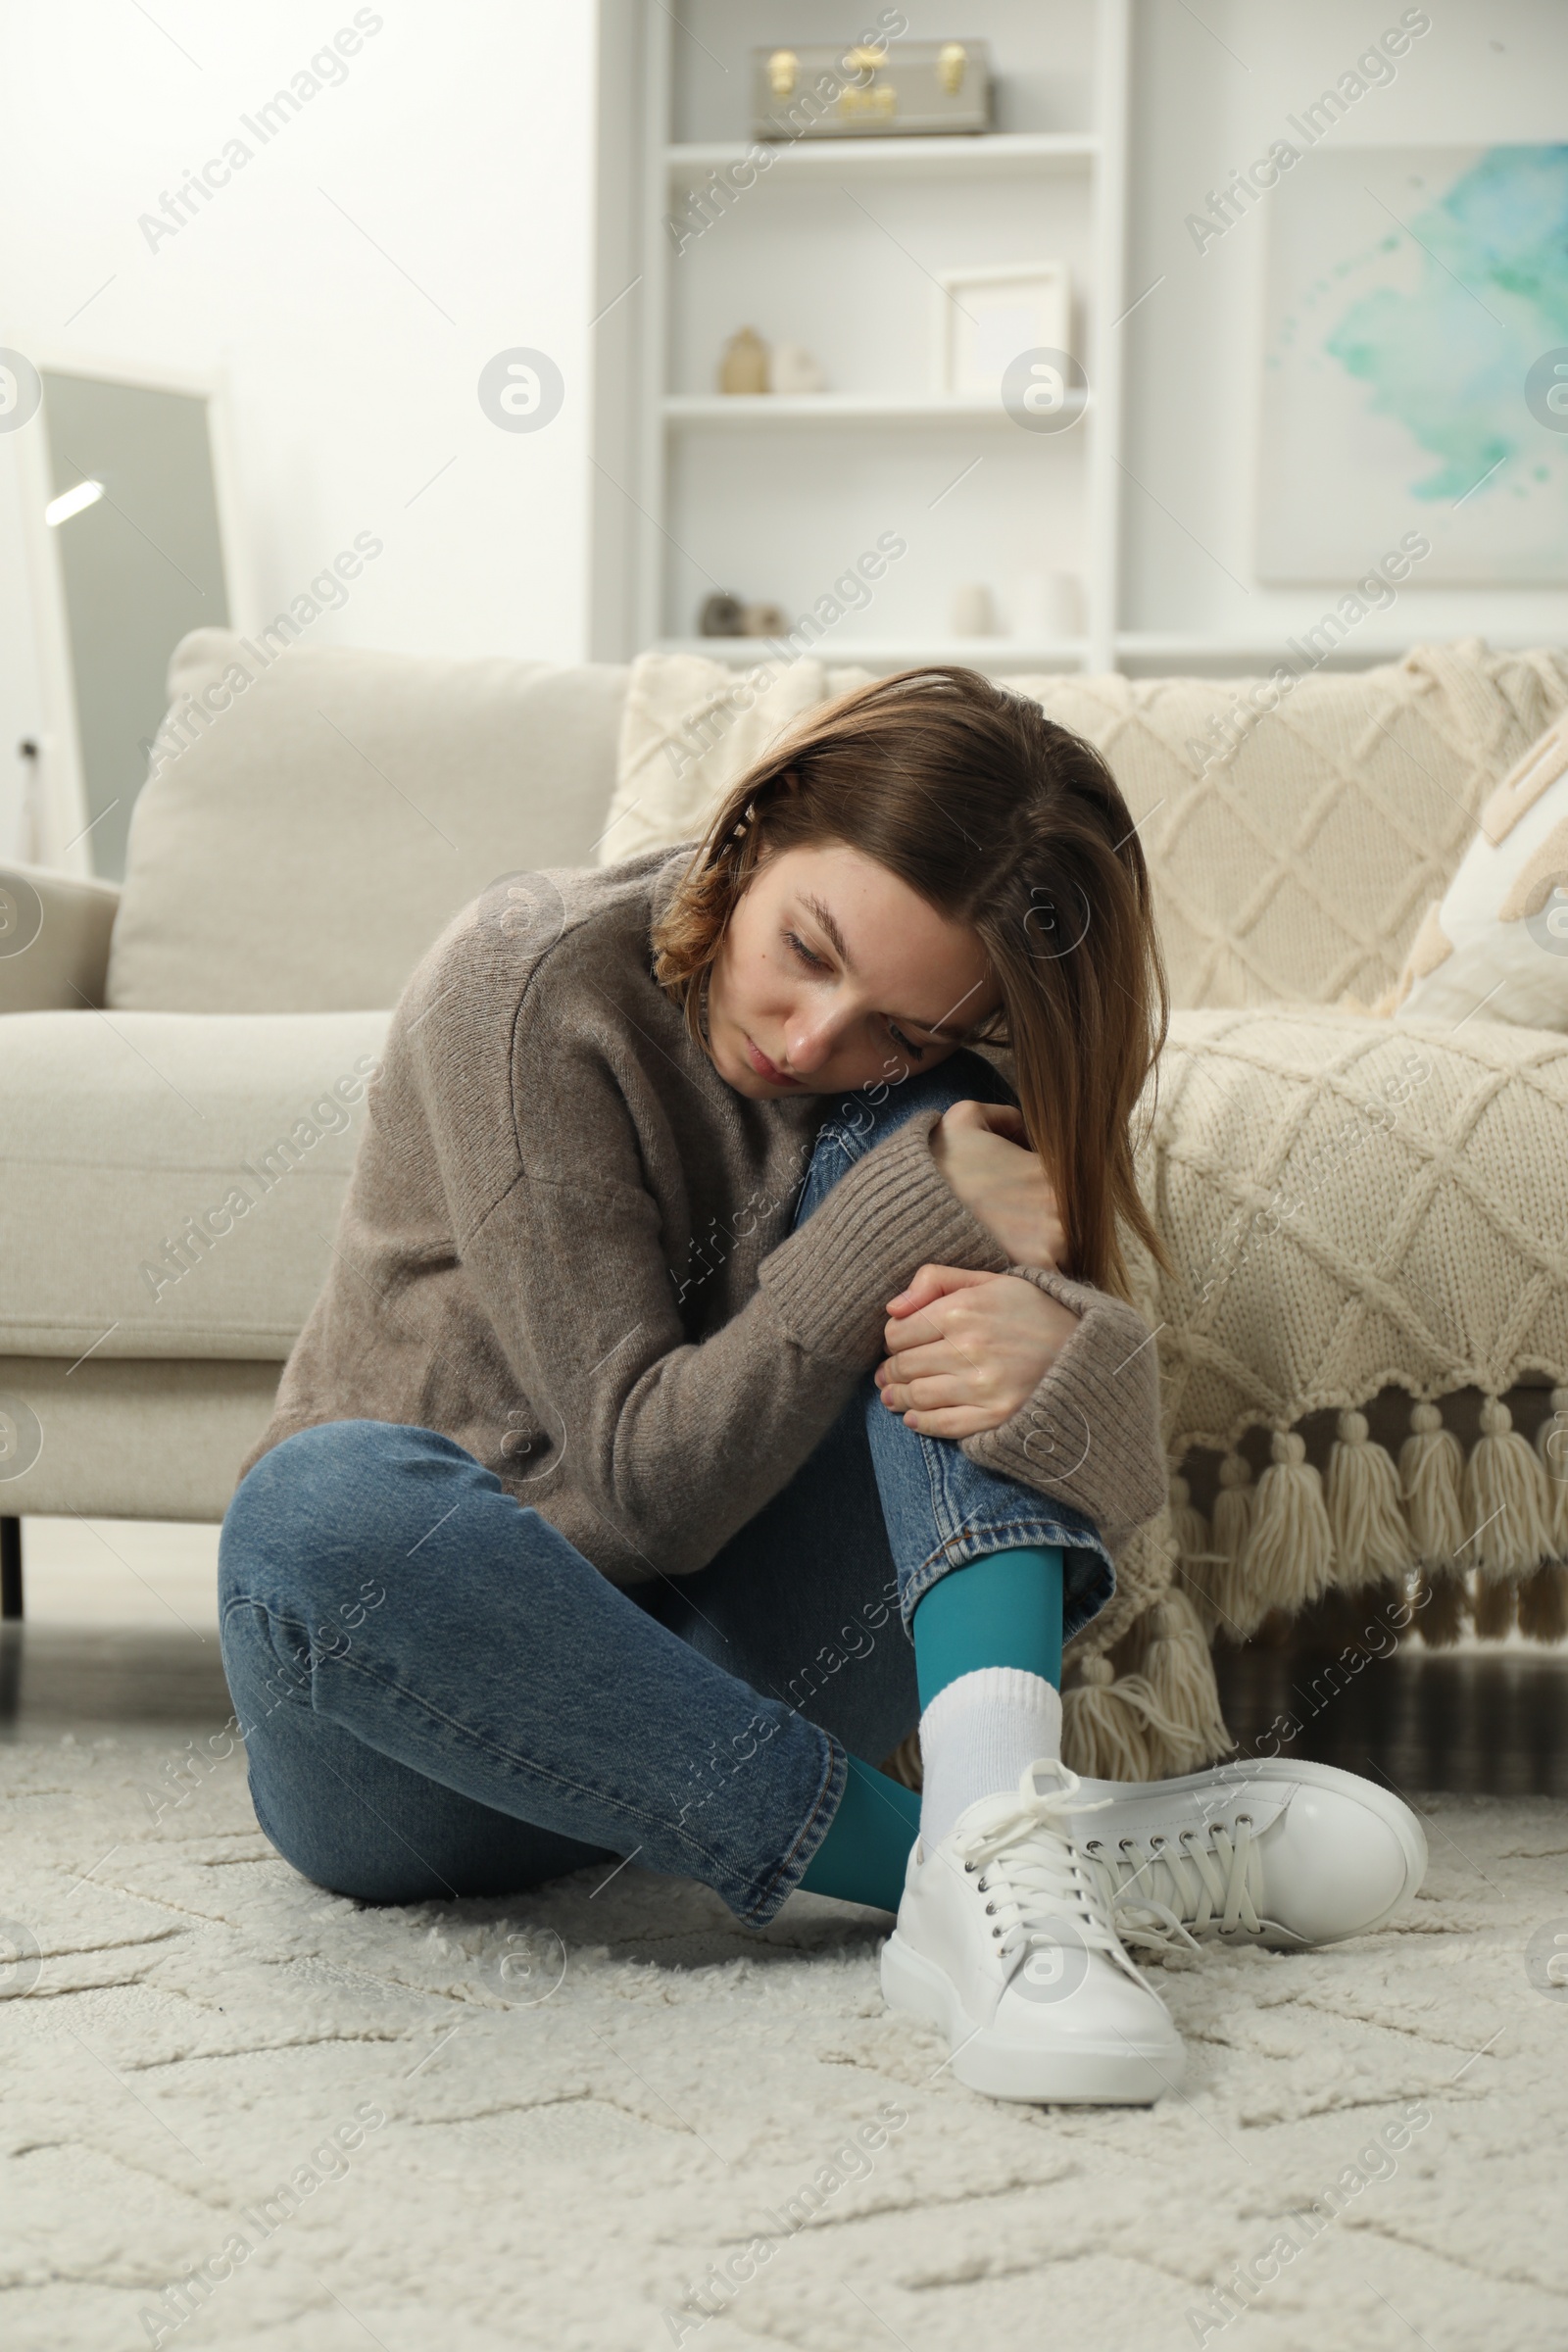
[887, 1390, 1568, 1796]
[1175, 1387, 1568, 1652]
[1058, 1588, 1233, 1782]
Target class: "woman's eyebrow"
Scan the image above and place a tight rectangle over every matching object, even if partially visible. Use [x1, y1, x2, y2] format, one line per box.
[801, 894, 981, 1043]
[801, 893, 854, 968]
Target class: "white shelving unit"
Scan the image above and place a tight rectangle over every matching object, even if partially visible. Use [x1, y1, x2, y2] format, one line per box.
[588, 4, 1568, 674]
[599, 0, 1131, 673]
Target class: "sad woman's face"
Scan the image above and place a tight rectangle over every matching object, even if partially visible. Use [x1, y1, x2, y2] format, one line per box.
[705, 842, 1000, 1100]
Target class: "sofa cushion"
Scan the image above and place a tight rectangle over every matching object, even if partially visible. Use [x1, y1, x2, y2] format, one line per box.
[0, 1006, 389, 1360]
[106, 631, 628, 1012]
[602, 653, 878, 864]
[0, 1355, 281, 1519]
[1026, 641, 1565, 1010]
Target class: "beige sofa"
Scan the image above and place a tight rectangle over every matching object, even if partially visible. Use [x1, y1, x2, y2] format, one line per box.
[3, 629, 1565, 1669]
[0, 630, 625, 1604]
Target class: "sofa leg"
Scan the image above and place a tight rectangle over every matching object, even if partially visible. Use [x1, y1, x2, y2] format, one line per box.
[1, 1518, 21, 1620]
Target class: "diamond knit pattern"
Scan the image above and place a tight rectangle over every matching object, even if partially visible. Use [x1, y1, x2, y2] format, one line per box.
[1129, 1004, 1568, 1460]
[1009, 637, 1568, 1012]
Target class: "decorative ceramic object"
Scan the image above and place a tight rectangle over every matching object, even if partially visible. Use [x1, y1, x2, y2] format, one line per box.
[741, 602, 788, 637]
[1013, 570, 1080, 639]
[950, 582, 995, 638]
[699, 591, 747, 637]
[766, 341, 826, 395]
[718, 327, 769, 396]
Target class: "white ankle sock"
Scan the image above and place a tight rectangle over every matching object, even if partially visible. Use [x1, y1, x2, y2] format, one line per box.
[918, 1667, 1063, 1850]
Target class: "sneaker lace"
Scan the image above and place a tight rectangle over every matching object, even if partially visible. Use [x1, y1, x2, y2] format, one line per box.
[953, 1760, 1189, 1984]
[1079, 1814, 1264, 1948]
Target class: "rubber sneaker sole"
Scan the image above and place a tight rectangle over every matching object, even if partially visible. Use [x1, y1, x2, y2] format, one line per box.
[879, 1931, 1186, 2105]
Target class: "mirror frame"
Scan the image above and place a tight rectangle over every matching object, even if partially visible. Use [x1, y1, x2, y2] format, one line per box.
[11, 343, 255, 876]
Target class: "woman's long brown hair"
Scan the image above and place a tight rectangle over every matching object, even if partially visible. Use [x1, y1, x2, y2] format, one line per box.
[652, 666, 1172, 1302]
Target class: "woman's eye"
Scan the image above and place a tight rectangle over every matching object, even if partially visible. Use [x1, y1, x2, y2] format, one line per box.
[783, 926, 927, 1060]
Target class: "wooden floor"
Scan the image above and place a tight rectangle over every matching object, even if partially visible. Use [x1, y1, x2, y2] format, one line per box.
[1213, 1638, 1568, 1799]
[4, 1619, 1567, 1798]
[0, 1623, 231, 1731]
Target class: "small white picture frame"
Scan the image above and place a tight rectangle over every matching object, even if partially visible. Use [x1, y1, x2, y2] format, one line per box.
[934, 264, 1072, 398]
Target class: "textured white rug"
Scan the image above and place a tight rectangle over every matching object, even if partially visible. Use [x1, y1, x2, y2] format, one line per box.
[5, 1725, 1568, 2352]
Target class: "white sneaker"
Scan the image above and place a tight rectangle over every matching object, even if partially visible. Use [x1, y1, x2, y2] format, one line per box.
[880, 1758, 1186, 2105]
[1067, 1759, 1429, 1952]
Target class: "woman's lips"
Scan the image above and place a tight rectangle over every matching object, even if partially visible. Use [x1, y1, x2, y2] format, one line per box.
[744, 1035, 797, 1087]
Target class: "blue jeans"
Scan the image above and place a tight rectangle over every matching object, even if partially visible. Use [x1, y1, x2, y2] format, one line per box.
[218, 1055, 1113, 1927]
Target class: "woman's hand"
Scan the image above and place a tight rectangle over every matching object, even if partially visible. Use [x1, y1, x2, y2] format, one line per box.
[874, 1264, 1081, 1439]
[930, 1101, 1064, 1270]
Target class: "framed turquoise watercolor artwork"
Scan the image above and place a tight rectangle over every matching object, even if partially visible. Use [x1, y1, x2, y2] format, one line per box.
[1256, 143, 1568, 583]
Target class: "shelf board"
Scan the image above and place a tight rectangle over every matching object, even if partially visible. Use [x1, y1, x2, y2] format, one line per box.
[1111, 632, 1516, 664]
[664, 131, 1099, 182]
[662, 393, 1086, 429]
[656, 637, 1090, 666]
[655, 633, 1559, 672]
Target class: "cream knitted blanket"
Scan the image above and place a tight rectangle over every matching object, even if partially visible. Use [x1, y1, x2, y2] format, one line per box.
[610, 645, 1568, 1780]
[1130, 1004, 1568, 1615]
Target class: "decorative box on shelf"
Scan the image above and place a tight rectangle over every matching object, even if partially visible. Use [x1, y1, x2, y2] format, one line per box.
[752, 38, 992, 140]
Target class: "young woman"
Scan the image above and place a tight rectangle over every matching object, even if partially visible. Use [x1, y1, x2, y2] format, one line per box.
[220, 666, 1425, 2106]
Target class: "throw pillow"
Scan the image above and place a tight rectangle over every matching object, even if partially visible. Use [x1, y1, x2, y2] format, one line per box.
[1389, 710, 1568, 1031]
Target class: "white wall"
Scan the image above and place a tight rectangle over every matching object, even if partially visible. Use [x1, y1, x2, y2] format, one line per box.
[1122, 0, 1568, 652]
[4, 0, 1563, 863]
[0, 0, 602, 861]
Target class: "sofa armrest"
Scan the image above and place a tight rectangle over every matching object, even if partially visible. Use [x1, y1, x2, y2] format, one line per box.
[0, 861, 122, 1012]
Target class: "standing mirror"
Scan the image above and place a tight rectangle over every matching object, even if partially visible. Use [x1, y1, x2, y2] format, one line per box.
[14, 353, 250, 880]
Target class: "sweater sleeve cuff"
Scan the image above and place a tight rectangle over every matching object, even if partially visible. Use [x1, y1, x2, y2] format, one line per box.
[759, 1110, 1010, 1370]
[959, 1264, 1167, 1553]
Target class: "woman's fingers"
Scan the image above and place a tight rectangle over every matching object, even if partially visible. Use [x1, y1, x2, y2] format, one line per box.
[877, 1313, 955, 1358]
[929, 1110, 1064, 1269]
[875, 1336, 978, 1387]
[880, 1292, 998, 1361]
[878, 1343, 1015, 1417]
[878, 1358, 1024, 1431]
[885, 1263, 997, 1319]
[878, 1372, 973, 1411]
[973, 1102, 1028, 1142]
[895, 1401, 1010, 1439]
[877, 1271, 1071, 1433]
[939, 1099, 1027, 1142]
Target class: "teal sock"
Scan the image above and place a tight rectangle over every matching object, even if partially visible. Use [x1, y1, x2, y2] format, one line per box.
[799, 1549, 1064, 1910]
[911, 1545, 1065, 1708]
[799, 1754, 920, 1914]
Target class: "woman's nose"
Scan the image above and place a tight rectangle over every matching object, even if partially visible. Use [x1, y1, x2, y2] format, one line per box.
[784, 1011, 838, 1073]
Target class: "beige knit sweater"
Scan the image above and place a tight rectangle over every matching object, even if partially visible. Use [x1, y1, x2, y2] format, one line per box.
[238, 850, 1165, 1586]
